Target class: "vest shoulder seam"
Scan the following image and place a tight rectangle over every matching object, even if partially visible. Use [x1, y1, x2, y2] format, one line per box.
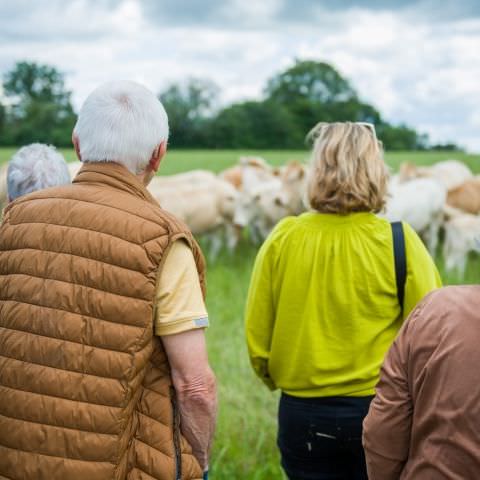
[143, 230, 187, 247]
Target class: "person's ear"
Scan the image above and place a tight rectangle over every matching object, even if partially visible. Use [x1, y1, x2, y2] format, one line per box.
[148, 141, 167, 173]
[72, 133, 82, 161]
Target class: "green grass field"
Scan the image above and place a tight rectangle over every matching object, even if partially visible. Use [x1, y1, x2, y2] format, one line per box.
[1, 148, 480, 478]
[1, 147, 479, 174]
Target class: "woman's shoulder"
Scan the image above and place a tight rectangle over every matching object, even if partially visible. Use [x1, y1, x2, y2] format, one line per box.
[400, 221, 432, 257]
[268, 212, 417, 243]
[273, 215, 298, 232]
[373, 215, 419, 238]
[266, 216, 298, 244]
[393, 220, 424, 247]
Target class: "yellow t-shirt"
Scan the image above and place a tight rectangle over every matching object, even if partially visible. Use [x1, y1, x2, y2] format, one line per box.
[154, 240, 208, 336]
[245, 212, 442, 397]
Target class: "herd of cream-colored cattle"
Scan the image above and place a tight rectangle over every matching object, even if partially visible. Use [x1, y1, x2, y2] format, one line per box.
[0, 156, 479, 277]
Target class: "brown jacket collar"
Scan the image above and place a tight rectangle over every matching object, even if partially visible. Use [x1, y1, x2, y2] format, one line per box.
[73, 161, 158, 206]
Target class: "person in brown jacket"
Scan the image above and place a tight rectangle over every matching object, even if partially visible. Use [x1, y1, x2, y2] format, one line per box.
[0, 81, 217, 480]
[363, 285, 480, 479]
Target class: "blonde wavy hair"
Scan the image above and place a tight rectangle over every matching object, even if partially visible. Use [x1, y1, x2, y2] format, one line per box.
[306, 122, 388, 214]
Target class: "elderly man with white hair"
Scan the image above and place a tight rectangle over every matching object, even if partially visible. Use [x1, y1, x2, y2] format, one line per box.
[0, 81, 216, 480]
[5, 143, 71, 202]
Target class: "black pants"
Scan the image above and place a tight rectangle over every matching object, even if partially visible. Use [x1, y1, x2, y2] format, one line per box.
[277, 393, 373, 480]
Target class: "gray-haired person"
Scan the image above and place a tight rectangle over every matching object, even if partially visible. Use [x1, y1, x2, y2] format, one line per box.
[6, 143, 71, 202]
[0, 81, 216, 480]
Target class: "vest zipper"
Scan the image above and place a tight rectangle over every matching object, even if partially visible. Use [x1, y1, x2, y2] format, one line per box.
[170, 386, 182, 480]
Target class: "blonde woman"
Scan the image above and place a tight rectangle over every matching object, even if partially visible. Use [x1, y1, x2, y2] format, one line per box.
[245, 122, 441, 480]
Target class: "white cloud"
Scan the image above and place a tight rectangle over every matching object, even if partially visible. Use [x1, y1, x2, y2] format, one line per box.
[0, 0, 479, 152]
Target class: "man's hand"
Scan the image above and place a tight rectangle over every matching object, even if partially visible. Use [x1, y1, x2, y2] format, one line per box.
[162, 329, 217, 470]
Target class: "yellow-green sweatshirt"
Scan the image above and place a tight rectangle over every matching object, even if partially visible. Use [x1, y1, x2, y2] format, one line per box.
[245, 212, 442, 397]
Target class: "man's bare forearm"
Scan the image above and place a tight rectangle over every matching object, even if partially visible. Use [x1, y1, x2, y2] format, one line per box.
[175, 368, 217, 470]
[162, 330, 217, 471]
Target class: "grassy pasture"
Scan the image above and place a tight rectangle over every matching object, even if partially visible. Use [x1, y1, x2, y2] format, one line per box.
[1, 148, 480, 478]
[1, 147, 479, 173]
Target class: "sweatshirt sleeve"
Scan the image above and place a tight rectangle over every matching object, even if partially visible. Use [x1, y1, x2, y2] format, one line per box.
[402, 222, 442, 318]
[244, 237, 276, 390]
[362, 303, 422, 479]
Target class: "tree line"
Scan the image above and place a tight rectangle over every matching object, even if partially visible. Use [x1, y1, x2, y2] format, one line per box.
[0, 60, 458, 151]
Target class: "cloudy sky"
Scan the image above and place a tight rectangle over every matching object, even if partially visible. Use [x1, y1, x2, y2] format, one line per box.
[1, 0, 479, 151]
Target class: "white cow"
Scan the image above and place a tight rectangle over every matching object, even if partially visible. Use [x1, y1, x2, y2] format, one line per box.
[152, 170, 217, 187]
[280, 161, 308, 215]
[239, 156, 271, 168]
[382, 177, 446, 254]
[446, 176, 480, 215]
[220, 156, 277, 192]
[234, 163, 308, 242]
[234, 179, 288, 241]
[443, 209, 480, 278]
[149, 178, 238, 258]
[399, 159, 473, 191]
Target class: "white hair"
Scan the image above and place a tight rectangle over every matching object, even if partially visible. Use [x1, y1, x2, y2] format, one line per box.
[7, 143, 71, 201]
[74, 81, 169, 174]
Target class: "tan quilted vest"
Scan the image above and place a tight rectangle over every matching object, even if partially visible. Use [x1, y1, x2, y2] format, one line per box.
[0, 162, 205, 480]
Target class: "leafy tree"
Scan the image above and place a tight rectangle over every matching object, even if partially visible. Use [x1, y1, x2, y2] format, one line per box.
[323, 100, 382, 124]
[4, 62, 72, 107]
[0, 58, 431, 151]
[265, 60, 376, 139]
[265, 60, 427, 150]
[430, 142, 460, 151]
[2, 61, 76, 146]
[377, 124, 426, 151]
[266, 60, 357, 105]
[0, 103, 6, 140]
[209, 100, 302, 149]
[160, 78, 219, 147]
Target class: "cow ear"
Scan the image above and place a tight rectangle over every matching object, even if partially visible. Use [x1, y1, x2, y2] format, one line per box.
[285, 166, 304, 182]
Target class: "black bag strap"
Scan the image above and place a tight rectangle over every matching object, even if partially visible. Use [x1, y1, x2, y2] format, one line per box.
[391, 222, 407, 312]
